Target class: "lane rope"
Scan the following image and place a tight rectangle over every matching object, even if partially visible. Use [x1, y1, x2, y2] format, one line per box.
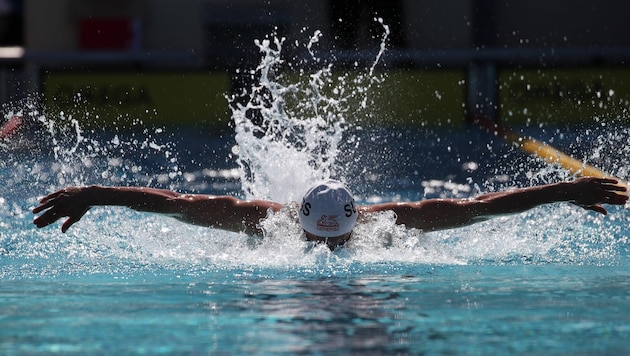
[474, 116, 628, 188]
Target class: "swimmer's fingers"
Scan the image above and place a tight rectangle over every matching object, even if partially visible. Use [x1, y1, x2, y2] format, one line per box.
[601, 179, 628, 193]
[571, 182, 628, 214]
[33, 189, 74, 214]
[37, 190, 66, 204]
[61, 218, 76, 233]
[61, 209, 89, 233]
[577, 177, 624, 189]
[32, 200, 52, 214]
[33, 204, 90, 232]
[587, 205, 608, 215]
[572, 203, 608, 215]
[607, 191, 629, 205]
[33, 205, 62, 229]
[571, 177, 629, 207]
[594, 177, 622, 185]
[33, 188, 92, 232]
[593, 178, 628, 197]
[600, 184, 629, 206]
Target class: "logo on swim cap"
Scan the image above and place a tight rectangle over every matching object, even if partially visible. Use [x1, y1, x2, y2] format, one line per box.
[298, 180, 357, 238]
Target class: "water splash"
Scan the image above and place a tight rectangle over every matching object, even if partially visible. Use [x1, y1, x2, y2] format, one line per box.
[1, 25, 629, 277]
[1, 96, 182, 192]
[230, 24, 388, 203]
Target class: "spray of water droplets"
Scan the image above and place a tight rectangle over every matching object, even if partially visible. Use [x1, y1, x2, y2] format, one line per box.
[229, 24, 389, 203]
[1, 22, 629, 275]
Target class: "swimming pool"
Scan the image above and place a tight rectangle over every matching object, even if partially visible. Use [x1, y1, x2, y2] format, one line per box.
[2, 33, 630, 354]
[1, 121, 628, 354]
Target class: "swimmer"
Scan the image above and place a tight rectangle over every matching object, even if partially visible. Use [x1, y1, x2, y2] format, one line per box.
[33, 177, 628, 249]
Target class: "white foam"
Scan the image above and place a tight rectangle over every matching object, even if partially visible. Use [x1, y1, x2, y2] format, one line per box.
[230, 27, 389, 203]
[3, 25, 629, 276]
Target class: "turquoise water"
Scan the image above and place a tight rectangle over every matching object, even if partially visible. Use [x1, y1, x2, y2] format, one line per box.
[3, 265, 630, 354]
[2, 31, 630, 354]
[1, 126, 629, 355]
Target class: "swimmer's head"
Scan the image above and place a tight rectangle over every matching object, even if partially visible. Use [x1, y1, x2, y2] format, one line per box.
[298, 180, 358, 247]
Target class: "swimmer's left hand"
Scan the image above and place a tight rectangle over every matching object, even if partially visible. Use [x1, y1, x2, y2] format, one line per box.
[569, 177, 628, 215]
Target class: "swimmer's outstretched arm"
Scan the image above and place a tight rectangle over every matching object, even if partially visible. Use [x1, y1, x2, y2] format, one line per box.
[33, 186, 282, 234]
[360, 177, 628, 232]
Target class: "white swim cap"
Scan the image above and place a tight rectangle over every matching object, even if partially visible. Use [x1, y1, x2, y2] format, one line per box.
[298, 180, 358, 238]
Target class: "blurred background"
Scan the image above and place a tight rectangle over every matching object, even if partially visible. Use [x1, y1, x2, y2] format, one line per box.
[1, 0, 630, 133]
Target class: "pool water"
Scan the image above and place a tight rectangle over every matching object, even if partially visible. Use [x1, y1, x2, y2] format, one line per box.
[2, 31, 630, 354]
[3, 265, 630, 354]
[1, 125, 629, 355]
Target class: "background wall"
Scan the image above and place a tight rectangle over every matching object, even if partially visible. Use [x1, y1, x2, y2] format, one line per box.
[24, 0, 630, 54]
[5, 0, 630, 128]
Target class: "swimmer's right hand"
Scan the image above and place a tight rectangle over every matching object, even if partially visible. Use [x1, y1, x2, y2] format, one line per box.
[33, 187, 93, 232]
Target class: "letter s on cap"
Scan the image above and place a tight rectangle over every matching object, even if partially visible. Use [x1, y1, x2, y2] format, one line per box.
[301, 200, 311, 216]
